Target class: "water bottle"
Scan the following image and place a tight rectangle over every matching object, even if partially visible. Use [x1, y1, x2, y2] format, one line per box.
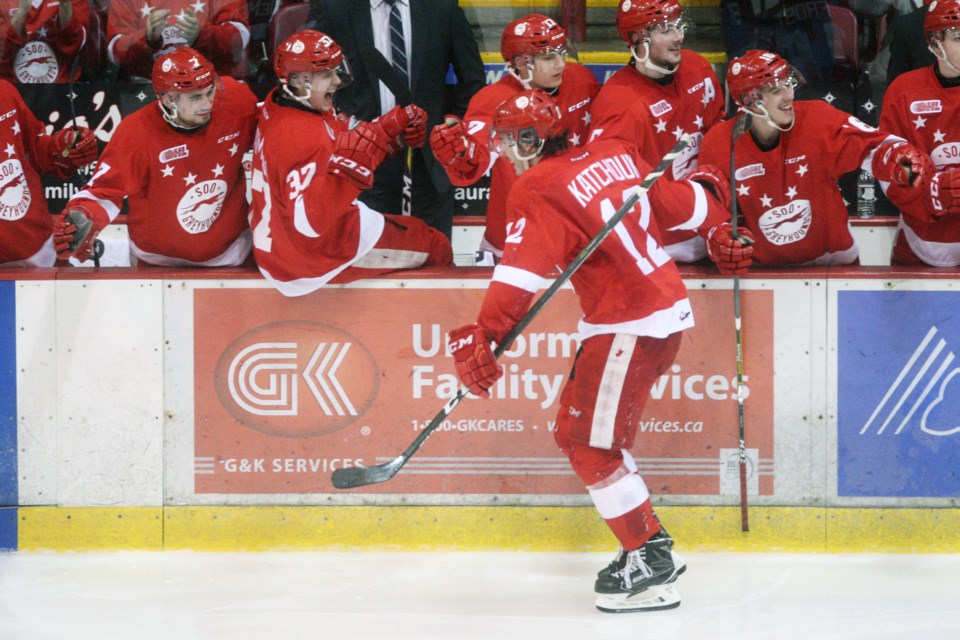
[857, 169, 876, 218]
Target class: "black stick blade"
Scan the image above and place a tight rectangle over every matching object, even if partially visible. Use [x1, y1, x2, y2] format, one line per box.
[331, 456, 404, 489]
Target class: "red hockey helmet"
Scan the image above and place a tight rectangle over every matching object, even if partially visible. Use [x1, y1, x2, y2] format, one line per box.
[490, 89, 565, 159]
[152, 48, 216, 95]
[726, 49, 804, 109]
[501, 14, 572, 65]
[616, 0, 689, 46]
[274, 30, 352, 86]
[925, 0, 960, 44]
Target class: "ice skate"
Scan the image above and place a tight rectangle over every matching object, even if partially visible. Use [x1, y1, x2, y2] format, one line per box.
[595, 529, 685, 584]
[594, 531, 684, 613]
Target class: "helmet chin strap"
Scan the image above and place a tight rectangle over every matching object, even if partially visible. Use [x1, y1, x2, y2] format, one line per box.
[159, 97, 203, 130]
[282, 79, 318, 110]
[742, 103, 795, 132]
[632, 40, 678, 76]
[930, 41, 960, 76]
[507, 59, 535, 90]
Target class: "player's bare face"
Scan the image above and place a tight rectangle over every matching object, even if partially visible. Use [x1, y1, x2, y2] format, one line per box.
[530, 52, 565, 90]
[169, 85, 216, 128]
[646, 24, 684, 70]
[936, 29, 960, 78]
[760, 84, 795, 128]
[306, 69, 341, 112]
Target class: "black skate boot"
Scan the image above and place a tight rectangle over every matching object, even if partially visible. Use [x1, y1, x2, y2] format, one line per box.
[595, 528, 686, 585]
[594, 531, 684, 613]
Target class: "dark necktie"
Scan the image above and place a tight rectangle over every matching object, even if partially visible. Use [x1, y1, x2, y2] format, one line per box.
[385, 0, 409, 88]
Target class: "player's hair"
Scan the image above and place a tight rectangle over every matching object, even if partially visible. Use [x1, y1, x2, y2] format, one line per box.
[540, 133, 571, 158]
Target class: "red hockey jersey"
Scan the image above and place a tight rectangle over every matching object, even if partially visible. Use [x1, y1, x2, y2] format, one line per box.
[476, 137, 728, 344]
[0, 79, 73, 264]
[65, 76, 257, 265]
[880, 65, 960, 266]
[700, 101, 898, 266]
[588, 51, 724, 259]
[249, 89, 386, 296]
[450, 64, 599, 252]
[0, 0, 89, 83]
[107, 0, 249, 78]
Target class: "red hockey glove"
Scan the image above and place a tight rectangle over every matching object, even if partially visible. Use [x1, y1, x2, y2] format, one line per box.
[328, 121, 391, 190]
[448, 323, 502, 398]
[706, 223, 755, 276]
[872, 141, 934, 187]
[53, 205, 110, 261]
[430, 116, 479, 175]
[686, 163, 731, 211]
[50, 127, 98, 171]
[927, 168, 960, 219]
[376, 105, 426, 154]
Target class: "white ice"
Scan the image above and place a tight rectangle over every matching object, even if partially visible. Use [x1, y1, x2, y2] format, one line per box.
[1, 552, 958, 640]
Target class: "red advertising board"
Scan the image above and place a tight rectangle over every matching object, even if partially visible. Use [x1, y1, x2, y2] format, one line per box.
[194, 286, 774, 495]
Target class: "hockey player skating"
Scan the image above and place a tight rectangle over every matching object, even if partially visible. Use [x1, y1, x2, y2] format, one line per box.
[700, 49, 932, 267]
[446, 90, 754, 613]
[248, 30, 452, 296]
[878, 0, 960, 266]
[588, 0, 727, 263]
[428, 13, 599, 264]
[0, 80, 96, 266]
[56, 48, 257, 266]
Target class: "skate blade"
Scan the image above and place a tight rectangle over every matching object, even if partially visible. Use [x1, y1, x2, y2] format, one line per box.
[595, 584, 681, 613]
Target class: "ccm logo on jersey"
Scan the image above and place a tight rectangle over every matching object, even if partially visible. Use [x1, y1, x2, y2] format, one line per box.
[649, 99, 673, 117]
[218, 131, 240, 144]
[910, 100, 942, 115]
[567, 98, 591, 113]
[735, 163, 765, 181]
[0, 108, 16, 122]
[159, 144, 190, 163]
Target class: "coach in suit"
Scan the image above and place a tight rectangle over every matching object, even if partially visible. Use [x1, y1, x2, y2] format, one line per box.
[304, 0, 485, 239]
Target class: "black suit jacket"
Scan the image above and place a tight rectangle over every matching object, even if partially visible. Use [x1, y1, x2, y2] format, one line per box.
[305, 0, 486, 191]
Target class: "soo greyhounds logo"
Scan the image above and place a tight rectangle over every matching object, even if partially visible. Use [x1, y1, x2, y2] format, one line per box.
[214, 321, 380, 437]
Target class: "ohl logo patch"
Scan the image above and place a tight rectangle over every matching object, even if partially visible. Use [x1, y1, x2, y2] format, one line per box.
[213, 320, 380, 438]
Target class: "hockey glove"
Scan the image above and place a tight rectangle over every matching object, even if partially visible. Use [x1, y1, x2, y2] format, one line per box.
[53, 205, 109, 262]
[430, 116, 479, 175]
[328, 121, 391, 190]
[686, 163, 732, 211]
[376, 105, 426, 154]
[706, 223, 755, 276]
[872, 141, 933, 187]
[50, 127, 98, 171]
[448, 323, 502, 398]
[927, 168, 960, 219]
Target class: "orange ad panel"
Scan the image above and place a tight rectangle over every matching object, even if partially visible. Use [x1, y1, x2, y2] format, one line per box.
[193, 286, 774, 495]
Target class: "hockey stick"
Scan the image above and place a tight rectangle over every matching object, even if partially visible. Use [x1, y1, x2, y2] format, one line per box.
[401, 146, 413, 216]
[331, 134, 694, 490]
[730, 112, 752, 532]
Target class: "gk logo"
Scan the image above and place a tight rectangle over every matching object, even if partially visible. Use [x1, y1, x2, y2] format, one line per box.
[227, 342, 357, 417]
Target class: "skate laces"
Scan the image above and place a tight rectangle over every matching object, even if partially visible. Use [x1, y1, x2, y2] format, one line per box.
[617, 549, 654, 589]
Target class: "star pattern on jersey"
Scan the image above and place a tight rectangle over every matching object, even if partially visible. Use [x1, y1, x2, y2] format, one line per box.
[581, 111, 591, 127]
[183, 172, 197, 185]
[759, 193, 772, 207]
[161, 164, 174, 177]
[694, 114, 703, 130]
[141, 3, 153, 18]
[36, 26, 48, 39]
[176, 9, 189, 20]
[11, 121, 20, 136]
[737, 183, 750, 197]
[796, 164, 808, 177]
[672, 125, 684, 140]
[786, 185, 798, 199]
[4, 143, 15, 158]
[229, 143, 238, 156]
[934, 129, 946, 143]
[191, 0, 206, 13]
[212, 164, 224, 177]
[569, 132, 580, 145]
[913, 115, 927, 129]
[654, 118, 667, 133]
